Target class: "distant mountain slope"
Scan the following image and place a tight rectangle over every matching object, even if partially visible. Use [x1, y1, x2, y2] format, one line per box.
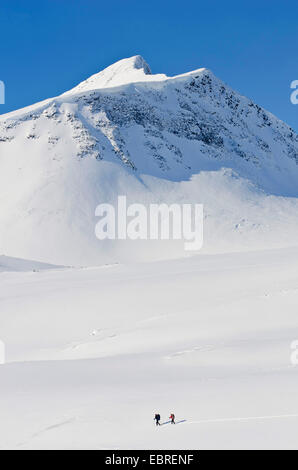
[0, 56, 298, 265]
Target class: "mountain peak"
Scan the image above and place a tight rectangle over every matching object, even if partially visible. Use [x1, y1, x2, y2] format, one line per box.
[98, 55, 152, 77]
[64, 56, 211, 97]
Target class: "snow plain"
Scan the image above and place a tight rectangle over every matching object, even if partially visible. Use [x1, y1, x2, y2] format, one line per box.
[0, 247, 298, 450]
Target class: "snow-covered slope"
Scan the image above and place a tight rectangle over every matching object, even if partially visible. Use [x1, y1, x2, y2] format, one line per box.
[1, 248, 298, 449]
[0, 56, 298, 265]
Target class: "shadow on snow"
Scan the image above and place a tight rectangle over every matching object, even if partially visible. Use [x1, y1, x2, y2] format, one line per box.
[160, 419, 187, 426]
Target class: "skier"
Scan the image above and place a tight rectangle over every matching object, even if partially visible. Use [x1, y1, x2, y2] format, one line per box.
[154, 413, 161, 426]
[169, 413, 175, 424]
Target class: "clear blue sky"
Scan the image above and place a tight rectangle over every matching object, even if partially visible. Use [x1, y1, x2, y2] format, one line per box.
[0, 0, 297, 130]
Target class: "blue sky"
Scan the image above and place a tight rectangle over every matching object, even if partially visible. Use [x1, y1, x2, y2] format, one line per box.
[0, 0, 297, 130]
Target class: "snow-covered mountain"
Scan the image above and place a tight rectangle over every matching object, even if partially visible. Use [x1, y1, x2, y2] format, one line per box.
[0, 55, 298, 265]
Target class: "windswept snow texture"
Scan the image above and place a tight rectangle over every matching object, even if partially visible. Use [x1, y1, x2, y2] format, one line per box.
[0, 56, 298, 265]
[1, 248, 298, 449]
